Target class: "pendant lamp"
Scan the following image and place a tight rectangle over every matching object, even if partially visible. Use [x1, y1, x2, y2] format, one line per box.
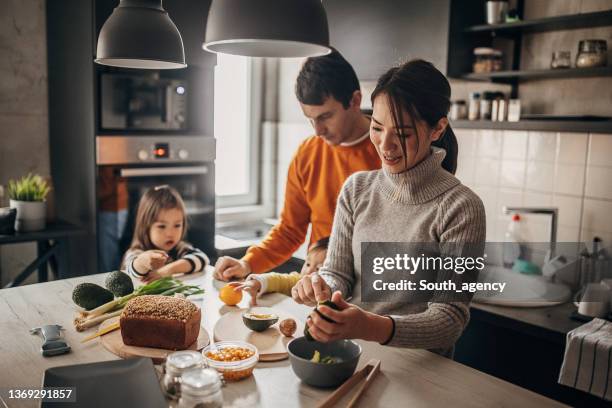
[203, 0, 331, 58]
[95, 0, 186, 69]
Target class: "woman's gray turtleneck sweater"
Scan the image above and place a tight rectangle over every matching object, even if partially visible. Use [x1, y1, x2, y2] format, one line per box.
[318, 147, 486, 356]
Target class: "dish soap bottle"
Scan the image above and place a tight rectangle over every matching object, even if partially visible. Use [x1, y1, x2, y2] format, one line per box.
[503, 214, 522, 268]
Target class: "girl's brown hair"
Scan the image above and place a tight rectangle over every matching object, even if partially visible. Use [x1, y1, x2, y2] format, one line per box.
[371, 59, 458, 174]
[129, 185, 188, 251]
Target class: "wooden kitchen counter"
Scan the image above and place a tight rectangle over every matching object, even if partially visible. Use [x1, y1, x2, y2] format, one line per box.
[0, 267, 567, 408]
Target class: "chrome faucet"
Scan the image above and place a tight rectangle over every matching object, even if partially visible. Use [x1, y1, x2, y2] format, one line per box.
[502, 206, 558, 262]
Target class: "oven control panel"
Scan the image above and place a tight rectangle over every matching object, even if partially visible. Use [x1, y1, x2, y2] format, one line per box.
[96, 136, 216, 165]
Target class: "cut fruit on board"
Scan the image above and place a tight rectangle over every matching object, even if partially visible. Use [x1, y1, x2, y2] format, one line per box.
[213, 306, 304, 361]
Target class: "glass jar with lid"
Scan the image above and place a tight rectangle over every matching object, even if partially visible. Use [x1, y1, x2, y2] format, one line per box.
[576, 39, 607, 68]
[468, 92, 481, 121]
[178, 368, 224, 408]
[450, 100, 468, 121]
[473, 48, 503, 73]
[551, 51, 571, 69]
[162, 350, 205, 400]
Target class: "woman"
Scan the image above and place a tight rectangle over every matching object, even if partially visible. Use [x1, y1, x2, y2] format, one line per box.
[291, 60, 486, 357]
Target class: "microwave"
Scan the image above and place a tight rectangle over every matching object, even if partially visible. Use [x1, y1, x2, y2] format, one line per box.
[100, 73, 187, 131]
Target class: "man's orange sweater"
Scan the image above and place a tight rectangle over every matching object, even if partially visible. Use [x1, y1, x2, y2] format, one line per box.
[243, 134, 381, 273]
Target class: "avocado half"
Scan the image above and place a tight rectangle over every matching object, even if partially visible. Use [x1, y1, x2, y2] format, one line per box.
[304, 300, 340, 341]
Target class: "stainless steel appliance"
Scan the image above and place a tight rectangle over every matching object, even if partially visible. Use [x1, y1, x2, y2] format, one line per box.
[95, 135, 216, 272]
[100, 73, 188, 131]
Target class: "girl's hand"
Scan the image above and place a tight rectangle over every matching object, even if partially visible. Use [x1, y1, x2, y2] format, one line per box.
[135, 250, 168, 273]
[305, 291, 388, 343]
[147, 250, 169, 270]
[141, 269, 164, 283]
[228, 280, 262, 306]
[291, 273, 331, 307]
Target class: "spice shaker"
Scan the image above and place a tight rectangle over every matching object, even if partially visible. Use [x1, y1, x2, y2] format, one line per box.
[178, 368, 224, 408]
[162, 350, 206, 400]
[468, 92, 481, 121]
[450, 100, 467, 121]
[480, 92, 495, 120]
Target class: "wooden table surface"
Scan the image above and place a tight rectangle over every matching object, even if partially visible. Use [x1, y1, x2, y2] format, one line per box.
[0, 267, 567, 408]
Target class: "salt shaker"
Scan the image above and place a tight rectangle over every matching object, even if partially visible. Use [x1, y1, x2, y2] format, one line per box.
[468, 93, 481, 121]
[178, 368, 224, 408]
[162, 350, 206, 400]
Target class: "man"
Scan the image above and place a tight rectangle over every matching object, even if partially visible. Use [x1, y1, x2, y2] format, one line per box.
[214, 50, 381, 281]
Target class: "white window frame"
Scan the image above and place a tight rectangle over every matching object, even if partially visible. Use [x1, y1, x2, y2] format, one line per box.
[215, 58, 276, 224]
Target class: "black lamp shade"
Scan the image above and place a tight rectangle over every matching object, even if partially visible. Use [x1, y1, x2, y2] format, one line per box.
[95, 0, 186, 69]
[203, 0, 331, 58]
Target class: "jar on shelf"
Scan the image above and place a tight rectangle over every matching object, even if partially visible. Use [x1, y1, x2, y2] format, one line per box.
[468, 93, 481, 121]
[480, 92, 496, 120]
[450, 100, 468, 121]
[178, 368, 224, 408]
[162, 350, 206, 400]
[576, 39, 607, 68]
[473, 48, 503, 73]
[551, 51, 571, 69]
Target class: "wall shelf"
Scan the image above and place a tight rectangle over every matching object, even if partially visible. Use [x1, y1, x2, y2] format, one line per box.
[464, 10, 612, 35]
[462, 66, 612, 82]
[451, 119, 612, 134]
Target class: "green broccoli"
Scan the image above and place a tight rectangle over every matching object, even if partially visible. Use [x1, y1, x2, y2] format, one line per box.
[104, 270, 134, 297]
[72, 283, 114, 310]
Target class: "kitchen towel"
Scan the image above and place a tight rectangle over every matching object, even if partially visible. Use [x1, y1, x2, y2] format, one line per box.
[558, 318, 612, 401]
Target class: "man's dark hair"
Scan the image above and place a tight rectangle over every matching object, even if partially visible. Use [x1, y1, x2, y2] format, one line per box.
[295, 49, 360, 109]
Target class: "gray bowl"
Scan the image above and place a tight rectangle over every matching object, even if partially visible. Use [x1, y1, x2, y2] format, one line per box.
[287, 337, 362, 388]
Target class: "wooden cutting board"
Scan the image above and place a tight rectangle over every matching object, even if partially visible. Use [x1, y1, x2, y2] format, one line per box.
[213, 307, 304, 361]
[99, 317, 210, 364]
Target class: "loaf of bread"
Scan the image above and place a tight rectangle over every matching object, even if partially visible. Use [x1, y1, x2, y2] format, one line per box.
[120, 295, 201, 350]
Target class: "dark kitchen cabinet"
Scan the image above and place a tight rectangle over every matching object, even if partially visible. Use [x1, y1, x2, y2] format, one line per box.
[47, 0, 216, 276]
[324, 0, 485, 80]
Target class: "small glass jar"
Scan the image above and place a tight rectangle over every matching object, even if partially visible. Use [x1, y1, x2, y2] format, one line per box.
[551, 51, 571, 69]
[576, 39, 607, 68]
[162, 350, 206, 400]
[449, 100, 467, 121]
[480, 92, 495, 120]
[473, 48, 503, 73]
[468, 93, 481, 121]
[178, 368, 224, 408]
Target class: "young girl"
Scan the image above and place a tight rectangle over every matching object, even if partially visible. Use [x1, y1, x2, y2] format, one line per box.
[229, 237, 329, 306]
[122, 185, 209, 282]
[292, 60, 486, 358]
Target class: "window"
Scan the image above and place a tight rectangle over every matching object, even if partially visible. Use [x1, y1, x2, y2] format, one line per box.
[214, 54, 259, 207]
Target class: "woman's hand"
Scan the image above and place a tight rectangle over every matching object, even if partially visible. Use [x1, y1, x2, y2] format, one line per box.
[228, 280, 262, 306]
[291, 273, 331, 306]
[306, 291, 394, 343]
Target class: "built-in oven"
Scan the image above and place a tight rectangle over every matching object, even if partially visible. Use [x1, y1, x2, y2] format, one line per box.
[100, 73, 188, 131]
[95, 135, 216, 273]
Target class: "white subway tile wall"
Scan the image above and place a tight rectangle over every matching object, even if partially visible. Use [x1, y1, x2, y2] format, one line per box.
[271, 128, 612, 251]
[455, 129, 612, 248]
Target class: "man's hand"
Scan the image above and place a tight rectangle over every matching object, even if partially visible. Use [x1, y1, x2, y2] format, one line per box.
[291, 273, 331, 307]
[214, 256, 251, 281]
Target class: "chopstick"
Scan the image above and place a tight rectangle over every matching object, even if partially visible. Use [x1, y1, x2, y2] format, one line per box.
[81, 321, 120, 343]
[316, 359, 381, 408]
[345, 359, 381, 408]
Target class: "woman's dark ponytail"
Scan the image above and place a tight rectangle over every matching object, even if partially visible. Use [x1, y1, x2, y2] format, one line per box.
[372, 59, 458, 175]
[432, 125, 458, 174]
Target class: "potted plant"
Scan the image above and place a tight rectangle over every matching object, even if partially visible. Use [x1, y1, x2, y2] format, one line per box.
[8, 174, 51, 232]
